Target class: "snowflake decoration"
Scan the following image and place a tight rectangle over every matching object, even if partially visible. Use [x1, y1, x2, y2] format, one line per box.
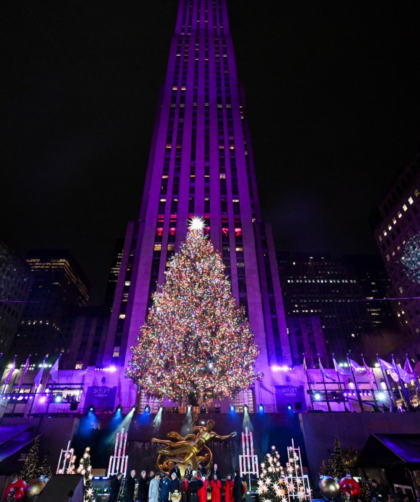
[402, 234, 420, 283]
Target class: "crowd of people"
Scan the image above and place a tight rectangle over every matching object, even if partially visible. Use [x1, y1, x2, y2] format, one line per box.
[109, 462, 245, 502]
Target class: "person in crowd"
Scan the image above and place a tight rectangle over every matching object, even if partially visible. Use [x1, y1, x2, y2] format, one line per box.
[224, 474, 234, 502]
[210, 464, 222, 481]
[161, 472, 172, 502]
[197, 474, 208, 502]
[180, 475, 190, 502]
[148, 470, 156, 488]
[185, 464, 193, 480]
[125, 470, 137, 502]
[138, 470, 149, 502]
[233, 471, 243, 502]
[109, 473, 123, 502]
[171, 472, 181, 496]
[198, 462, 206, 476]
[211, 474, 222, 502]
[149, 472, 161, 502]
[170, 462, 182, 479]
[370, 479, 386, 502]
[188, 475, 204, 502]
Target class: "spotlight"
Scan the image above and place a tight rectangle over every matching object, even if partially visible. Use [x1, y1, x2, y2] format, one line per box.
[173, 406, 179, 413]
[89, 405, 95, 413]
[230, 405, 235, 413]
[200, 405, 206, 413]
[116, 404, 122, 412]
[144, 405, 150, 413]
[287, 404, 292, 411]
[39, 396, 47, 404]
[378, 392, 386, 401]
[258, 404, 264, 413]
[132, 405, 136, 411]
[54, 394, 63, 403]
[314, 393, 321, 401]
[215, 404, 221, 413]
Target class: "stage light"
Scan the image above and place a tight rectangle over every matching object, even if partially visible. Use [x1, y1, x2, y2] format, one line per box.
[89, 405, 95, 413]
[378, 392, 386, 401]
[132, 406, 136, 411]
[230, 405, 235, 413]
[40, 396, 47, 404]
[144, 405, 150, 413]
[173, 406, 179, 413]
[287, 404, 292, 411]
[258, 404, 264, 413]
[116, 404, 122, 412]
[314, 392, 321, 401]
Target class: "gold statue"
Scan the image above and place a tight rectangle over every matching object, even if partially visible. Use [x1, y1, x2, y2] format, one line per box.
[152, 413, 236, 473]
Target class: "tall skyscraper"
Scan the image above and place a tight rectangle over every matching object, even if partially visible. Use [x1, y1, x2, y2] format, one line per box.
[11, 250, 90, 365]
[103, 0, 289, 407]
[370, 150, 420, 340]
[104, 239, 124, 311]
[0, 241, 32, 362]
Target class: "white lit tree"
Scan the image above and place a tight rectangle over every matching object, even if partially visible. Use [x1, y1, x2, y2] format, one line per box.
[77, 447, 95, 502]
[258, 446, 288, 502]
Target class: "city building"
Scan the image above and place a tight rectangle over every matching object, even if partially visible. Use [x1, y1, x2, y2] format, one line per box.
[0, 241, 32, 362]
[10, 250, 90, 365]
[104, 239, 124, 312]
[370, 150, 420, 341]
[100, 0, 290, 410]
[287, 315, 328, 368]
[278, 252, 374, 356]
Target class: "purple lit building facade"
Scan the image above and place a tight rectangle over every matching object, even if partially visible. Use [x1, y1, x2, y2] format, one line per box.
[102, 0, 289, 409]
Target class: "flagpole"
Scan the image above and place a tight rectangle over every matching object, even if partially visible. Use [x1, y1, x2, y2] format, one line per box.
[376, 354, 395, 409]
[332, 354, 346, 412]
[347, 354, 364, 412]
[28, 355, 47, 417]
[303, 353, 314, 410]
[318, 354, 331, 412]
[392, 354, 411, 409]
[406, 353, 420, 395]
[361, 354, 379, 410]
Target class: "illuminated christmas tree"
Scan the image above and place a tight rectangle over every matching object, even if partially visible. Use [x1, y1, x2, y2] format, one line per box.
[126, 217, 262, 402]
[20, 436, 40, 484]
[77, 447, 94, 502]
[258, 446, 287, 502]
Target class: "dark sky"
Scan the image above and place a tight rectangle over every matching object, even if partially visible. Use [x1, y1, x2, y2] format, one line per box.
[1, 1, 420, 304]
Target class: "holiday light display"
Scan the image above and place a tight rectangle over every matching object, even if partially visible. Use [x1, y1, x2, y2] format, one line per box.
[401, 233, 420, 283]
[284, 440, 311, 502]
[56, 441, 77, 475]
[126, 218, 262, 402]
[258, 446, 287, 502]
[239, 427, 259, 487]
[77, 447, 95, 502]
[107, 427, 128, 477]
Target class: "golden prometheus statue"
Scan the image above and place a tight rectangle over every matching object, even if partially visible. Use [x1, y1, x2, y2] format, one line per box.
[152, 412, 236, 473]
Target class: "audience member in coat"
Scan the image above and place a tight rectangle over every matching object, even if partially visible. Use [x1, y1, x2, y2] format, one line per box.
[149, 472, 161, 502]
[224, 474, 234, 502]
[211, 475, 222, 502]
[109, 473, 123, 502]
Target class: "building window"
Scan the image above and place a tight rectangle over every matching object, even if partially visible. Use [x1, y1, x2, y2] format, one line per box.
[113, 347, 120, 358]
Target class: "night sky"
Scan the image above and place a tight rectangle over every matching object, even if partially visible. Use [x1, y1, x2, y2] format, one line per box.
[2, 1, 420, 304]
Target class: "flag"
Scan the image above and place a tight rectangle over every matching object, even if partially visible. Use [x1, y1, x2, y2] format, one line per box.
[349, 358, 365, 373]
[50, 356, 60, 382]
[391, 355, 412, 385]
[404, 356, 416, 379]
[34, 356, 47, 389]
[303, 356, 307, 372]
[333, 358, 351, 376]
[319, 358, 336, 381]
[361, 356, 375, 389]
[17, 356, 31, 389]
[4, 356, 16, 386]
[378, 358, 399, 383]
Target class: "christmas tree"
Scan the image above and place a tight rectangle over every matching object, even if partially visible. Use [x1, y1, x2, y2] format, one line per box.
[332, 437, 346, 480]
[77, 447, 95, 502]
[126, 217, 262, 402]
[20, 436, 40, 484]
[38, 456, 53, 479]
[319, 460, 330, 477]
[6, 490, 16, 502]
[258, 446, 287, 502]
[284, 441, 311, 502]
[360, 480, 371, 502]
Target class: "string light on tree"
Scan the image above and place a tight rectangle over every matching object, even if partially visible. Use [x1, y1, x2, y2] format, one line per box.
[77, 447, 95, 502]
[126, 216, 262, 403]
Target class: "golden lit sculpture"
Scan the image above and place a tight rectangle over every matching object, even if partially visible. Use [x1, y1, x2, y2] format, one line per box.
[152, 413, 236, 473]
